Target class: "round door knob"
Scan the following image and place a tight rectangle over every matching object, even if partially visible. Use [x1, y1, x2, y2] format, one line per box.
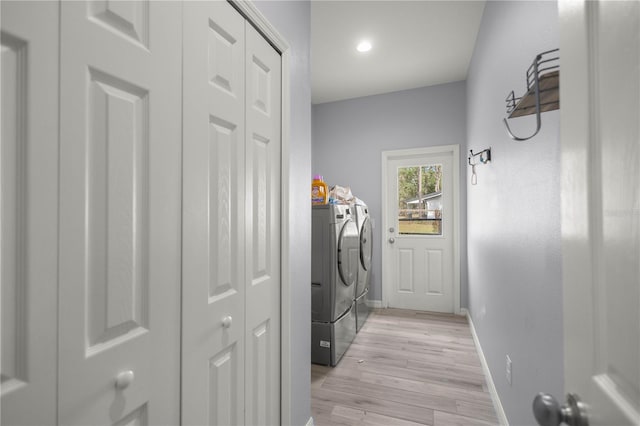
[388, 237, 395, 244]
[533, 393, 589, 426]
[115, 370, 134, 390]
[533, 393, 562, 426]
[222, 316, 233, 328]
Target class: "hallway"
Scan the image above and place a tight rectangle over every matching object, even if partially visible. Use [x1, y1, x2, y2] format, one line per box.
[311, 309, 498, 426]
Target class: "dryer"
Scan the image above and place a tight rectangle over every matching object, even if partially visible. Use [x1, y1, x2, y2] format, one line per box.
[353, 203, 372, 332]
[311, 204, 358, 366]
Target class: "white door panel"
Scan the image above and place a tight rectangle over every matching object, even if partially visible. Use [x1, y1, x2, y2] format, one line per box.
[245, 22, 282, 426]
[182, 2, 246, 424]
[384, 151, 456, 313]
[1, 2, 59, 424]
[58, 2, 182, 424]
[559, 1, 640, 424]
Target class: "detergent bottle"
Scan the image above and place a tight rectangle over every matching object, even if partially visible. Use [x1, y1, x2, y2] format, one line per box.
[311, 175, 328, 205]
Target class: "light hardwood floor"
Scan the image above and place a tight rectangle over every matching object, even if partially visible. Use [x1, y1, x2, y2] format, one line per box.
[311, 308, 499, 426]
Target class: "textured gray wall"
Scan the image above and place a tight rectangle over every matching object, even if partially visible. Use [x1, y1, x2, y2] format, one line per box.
[312, 82, 468, 306]
[466, 1, 563, 424]
[251, 2, 312, 425]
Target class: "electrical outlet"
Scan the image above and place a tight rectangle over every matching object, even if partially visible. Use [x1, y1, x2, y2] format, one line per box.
[506, 355, 512, 385]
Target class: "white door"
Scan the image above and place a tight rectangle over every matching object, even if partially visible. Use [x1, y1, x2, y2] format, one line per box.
[57, 1, 182, 424]
[244, 20, 282, 426]
[1, 2, 59, 424]
[382, 146, 460, 313]
[182, 2, 282, 425]
[182, 2, 246, 424]
[554, 1, 640, 425]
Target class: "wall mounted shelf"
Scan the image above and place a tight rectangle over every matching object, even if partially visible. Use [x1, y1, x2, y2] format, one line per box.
[504, 48, 559, 141]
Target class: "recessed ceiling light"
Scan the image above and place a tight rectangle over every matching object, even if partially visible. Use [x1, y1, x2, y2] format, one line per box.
[356, 40, 372, 53]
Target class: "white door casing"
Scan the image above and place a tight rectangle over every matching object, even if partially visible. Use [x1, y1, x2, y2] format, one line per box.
[560, 0, 640, 424]
[182, 2, 246, 424]
[382, 146, 460, 314]
[1, 2, 59, 424]
[182, 1, 282, 425]
[58, 1, 182, 424]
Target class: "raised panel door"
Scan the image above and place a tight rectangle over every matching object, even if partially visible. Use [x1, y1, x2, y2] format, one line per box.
[181, 2, 246, 425]
[245, 22, 282, 426]
[0, 2, 59, 424]
[385, 152, 455, 313]
[560, 1, 640, 424]
[58, 1, 182, 424]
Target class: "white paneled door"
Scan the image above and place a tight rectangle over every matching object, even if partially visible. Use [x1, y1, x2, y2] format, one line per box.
[182, 2, 246, 424]
[58, 1, 183, 424]
[1, 2, 59, 424]
[382, 147, 459, 313]
[557, 0, 640, 424]
[1, 1, 284, 424]
[182, 2, 282, 425]
[244, 21, 282, 426]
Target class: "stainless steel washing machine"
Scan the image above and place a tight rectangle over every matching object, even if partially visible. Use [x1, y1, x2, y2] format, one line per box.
[353, 203, 372, 332]
[311, 204, 359, 366]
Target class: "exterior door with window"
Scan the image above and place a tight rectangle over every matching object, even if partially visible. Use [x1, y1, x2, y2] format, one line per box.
[382, 146, 459, 313]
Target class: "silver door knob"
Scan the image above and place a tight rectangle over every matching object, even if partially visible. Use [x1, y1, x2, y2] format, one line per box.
[388, 237, 395, 244]
[221, 316, 233, 328]
[115, 370, 134, 390]
[533, 393, 588, 426]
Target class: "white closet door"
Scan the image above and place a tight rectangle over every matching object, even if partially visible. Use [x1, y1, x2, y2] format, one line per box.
[58, 1, 182, 424]
[181, 2, 246, 425]
[244, 23, 282, 426]
[1, 2, 59, 424]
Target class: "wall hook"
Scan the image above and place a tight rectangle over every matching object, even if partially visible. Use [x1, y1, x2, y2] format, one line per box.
[468, 148, 491, 185]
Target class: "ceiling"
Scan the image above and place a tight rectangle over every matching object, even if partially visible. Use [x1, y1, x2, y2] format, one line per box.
[311, 1, 486, 104]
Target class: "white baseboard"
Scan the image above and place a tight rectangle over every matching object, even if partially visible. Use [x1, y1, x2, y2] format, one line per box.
[305, 416, 314, 426]
[464, 309, 509, 426]
[366, 299, 383, 308]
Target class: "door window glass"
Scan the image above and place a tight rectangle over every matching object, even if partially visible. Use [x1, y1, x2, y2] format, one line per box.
[397, 164, 443, 235]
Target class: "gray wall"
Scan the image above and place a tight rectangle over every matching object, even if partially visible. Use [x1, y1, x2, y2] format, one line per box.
[252, 2, 312, 425]
[312, 82, 468, 306]
[466, 1, 563, 425]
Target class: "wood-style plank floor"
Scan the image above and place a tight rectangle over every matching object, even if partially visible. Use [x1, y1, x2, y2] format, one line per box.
[311, 308, 499, 426]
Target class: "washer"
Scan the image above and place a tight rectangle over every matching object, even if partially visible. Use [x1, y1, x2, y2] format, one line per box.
[353, 203, 372, 332]
[311, 204, 358, 366]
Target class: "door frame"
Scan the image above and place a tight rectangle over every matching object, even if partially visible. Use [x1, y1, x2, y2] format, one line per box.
[228, 1, 293, 423]
[381, 145, 461, 314]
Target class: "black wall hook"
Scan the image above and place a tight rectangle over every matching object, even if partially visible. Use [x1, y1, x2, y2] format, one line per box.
[468, 148, 491, 166]
[468, 148, 491, 186]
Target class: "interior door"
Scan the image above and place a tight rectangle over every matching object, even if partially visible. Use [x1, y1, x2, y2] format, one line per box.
[58, 1, 182, 424]
[244, 21, 282, 426]
[383, 150, 455, 313]
[1, 2, 59, 424]
[182, 1, 246, 424]
[556, 0, 640, 424]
